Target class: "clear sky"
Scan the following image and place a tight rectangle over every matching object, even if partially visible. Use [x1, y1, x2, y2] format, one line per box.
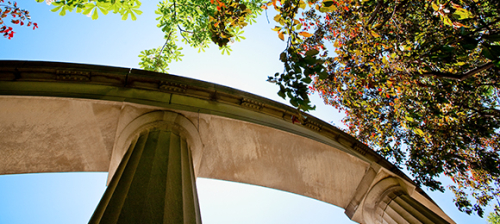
[0, 1, 493, 224]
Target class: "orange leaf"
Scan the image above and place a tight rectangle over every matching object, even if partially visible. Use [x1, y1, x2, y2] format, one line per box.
[278, 31, 285, 41]
[299, 32, 313, 37]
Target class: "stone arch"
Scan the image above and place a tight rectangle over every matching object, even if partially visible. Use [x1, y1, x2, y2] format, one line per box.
[0, 61, 456, 224]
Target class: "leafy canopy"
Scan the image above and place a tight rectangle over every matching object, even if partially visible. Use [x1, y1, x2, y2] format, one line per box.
[138, 0, 264, 72]
[36, 0, 143, 20]
[270, 0, 500, 217]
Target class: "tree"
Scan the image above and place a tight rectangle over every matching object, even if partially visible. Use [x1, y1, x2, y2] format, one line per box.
[266, 0, 500, 217]
[38, 0, 143, 20]
[489, 212, 500, 224]
[1, 1, 38, 39]
[138, 0, 264, 72]
[40, 0, 500, 217]
[38, 0, 263, 72]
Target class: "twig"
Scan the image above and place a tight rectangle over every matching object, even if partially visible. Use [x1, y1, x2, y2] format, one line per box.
[178, 25, 192, 44]
[376, 0, 408, 29]
[366, 0, 385, 27]
[420, 62, 495, 81]
[265, 9, 270, 23]
[158, 31, 173, 57]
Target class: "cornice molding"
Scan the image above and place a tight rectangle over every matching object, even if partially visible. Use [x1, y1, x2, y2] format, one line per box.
[0, 60, 431, 201]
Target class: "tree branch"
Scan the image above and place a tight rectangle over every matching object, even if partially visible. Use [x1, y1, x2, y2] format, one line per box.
[177, 25, 192, 44]
[419, 62, 495, 81]
[376, 0, 408, 29]
[156, 31, 173, 60]
[366, 0, 385, 27]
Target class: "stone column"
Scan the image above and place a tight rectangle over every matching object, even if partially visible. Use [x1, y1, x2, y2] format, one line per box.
[363, 177, 450, 224]
[376, 190, 449, 224]
[89, 111, 202, 224]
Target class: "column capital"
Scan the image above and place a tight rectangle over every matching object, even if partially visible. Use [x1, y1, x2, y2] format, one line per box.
[360, 176, 452, 224]
[109, 111, 203, 183]
[362, 177, 408, 224]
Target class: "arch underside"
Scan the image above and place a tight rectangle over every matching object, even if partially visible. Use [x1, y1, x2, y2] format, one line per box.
[0, 96, 369, 209]
[0, 61, 455, 223]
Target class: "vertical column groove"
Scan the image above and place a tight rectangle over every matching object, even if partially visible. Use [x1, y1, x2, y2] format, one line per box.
[363, 178, 451, 224]
[89, 128, 201, 224]
[378, 191, 449, 224]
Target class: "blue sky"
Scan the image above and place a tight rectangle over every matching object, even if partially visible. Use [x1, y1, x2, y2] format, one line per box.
[0, 1, 493, 224]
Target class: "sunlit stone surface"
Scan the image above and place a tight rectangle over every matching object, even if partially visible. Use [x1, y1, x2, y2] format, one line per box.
[0, 61, 455, 224]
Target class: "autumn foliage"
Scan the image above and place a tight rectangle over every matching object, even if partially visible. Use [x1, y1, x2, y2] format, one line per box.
[267, 0, 500, 216]
[0, 1, 38, 39]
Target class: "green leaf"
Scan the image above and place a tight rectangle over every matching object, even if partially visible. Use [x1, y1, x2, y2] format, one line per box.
[92, 9, 99, 20]
[51, 5, 62, 12]
[99, 7, 109, 16]
[82, 6, 94, 16]
[59, 8, 67, 16]
[305, 49, 319, 57]
[318, 71, 328, 80]
[122, 12, 129, 20]
[278, 90, 286, 99]
[302, 76, 312, 84]
[482, 46, 497, 60]
[133, 9, 143, 15]
[323, 0, 335, 7]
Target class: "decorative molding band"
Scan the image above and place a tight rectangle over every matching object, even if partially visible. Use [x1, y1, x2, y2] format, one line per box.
[158, 81, 187, 93]
[353, 144, 368, 156]
[302, 119, 322, 132]
[55, 70, 91, 81]
[241, 98, 264, 110]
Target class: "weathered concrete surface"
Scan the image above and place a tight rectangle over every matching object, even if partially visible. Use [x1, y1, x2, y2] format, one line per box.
[0, 96, 454, 223]
[195, 115, 370, 208]
[0, 96, 368, 209]
[0, 61, 455, 224]
[0, 97, 116, 173]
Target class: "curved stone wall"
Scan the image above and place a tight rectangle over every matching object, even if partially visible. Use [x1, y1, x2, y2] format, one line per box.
[0, 61, 454, 224]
